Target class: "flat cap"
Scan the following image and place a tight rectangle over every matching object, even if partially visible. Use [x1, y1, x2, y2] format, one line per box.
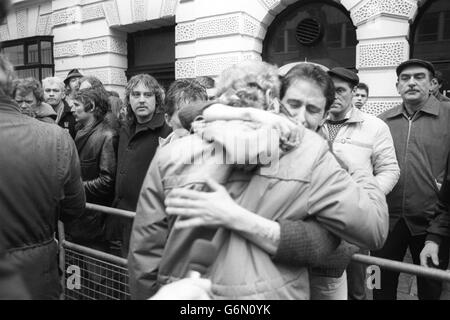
[396, 59, 435, 77]
[327, 67, 359, 86]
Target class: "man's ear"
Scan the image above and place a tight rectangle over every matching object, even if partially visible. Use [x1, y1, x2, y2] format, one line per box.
[395, 82, 401, 94]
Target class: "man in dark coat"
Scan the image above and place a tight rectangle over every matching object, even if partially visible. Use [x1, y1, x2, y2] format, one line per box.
[0, 55, 85, 300]
[108, 74, 171, 257]
[420, 150, 450, 270]
[65, 88, 117, 246]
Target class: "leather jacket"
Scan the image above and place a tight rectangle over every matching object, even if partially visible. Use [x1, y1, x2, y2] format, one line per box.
[67, 119, 118, 243]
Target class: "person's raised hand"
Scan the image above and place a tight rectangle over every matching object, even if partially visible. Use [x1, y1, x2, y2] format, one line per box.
[165, 178, 241, 229]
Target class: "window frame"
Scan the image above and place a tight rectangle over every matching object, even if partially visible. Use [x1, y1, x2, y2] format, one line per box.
[262, 0, 357, 70]
[0, 35, 54, 81]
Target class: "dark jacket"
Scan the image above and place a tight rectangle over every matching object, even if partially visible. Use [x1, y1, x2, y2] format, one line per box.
[66, 119, 118, 243]
[58, 99, 77, 139]
[113, 112, 171, 211]
[76, 120, 117, 205]
[0, 94, 85, 299]
[107, 112, 170, 254]
[379, 96, 450, 235]
[427, 151, 450, 244]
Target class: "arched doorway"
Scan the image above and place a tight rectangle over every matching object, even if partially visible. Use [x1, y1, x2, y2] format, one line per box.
[263, 0, 357, 70]
[411, 0, 450, 96]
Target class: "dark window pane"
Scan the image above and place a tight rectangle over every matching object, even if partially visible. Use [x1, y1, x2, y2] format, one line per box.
[263, 1, 356, 69]
[326, 23, 341, 48]
[132, 29, 175, 66]
[41, 41, 52, 64]
[417, 12, 439, 42]
[443, 12, 450, 40]
[42, 67, 53, 79]
[412, 0, 450, 94]
[27, 44, 39, 64]
[16, 68, 39, 79]
[3, 45, 24, 66]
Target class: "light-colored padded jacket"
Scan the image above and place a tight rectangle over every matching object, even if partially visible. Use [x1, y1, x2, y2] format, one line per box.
[128, 124, 388, 300]
[321, 107, 400, 195]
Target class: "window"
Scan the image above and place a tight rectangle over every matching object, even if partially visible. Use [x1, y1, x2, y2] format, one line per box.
[127, 26, 175, 90]
[263, 0, 357, 70]
[411, 0, 450, 96]
[0, 36, 54, 81]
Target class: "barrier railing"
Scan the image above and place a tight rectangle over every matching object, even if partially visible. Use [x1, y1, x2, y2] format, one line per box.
[59, 203, 450, 300]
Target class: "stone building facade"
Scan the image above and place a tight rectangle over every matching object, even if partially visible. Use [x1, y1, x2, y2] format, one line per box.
[0, 0, 448, 115]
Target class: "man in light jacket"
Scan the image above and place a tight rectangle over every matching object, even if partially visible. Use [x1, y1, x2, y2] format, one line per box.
[321, 67, 400, 300]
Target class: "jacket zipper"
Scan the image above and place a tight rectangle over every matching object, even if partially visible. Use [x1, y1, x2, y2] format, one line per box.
[401, 115, 413, 217]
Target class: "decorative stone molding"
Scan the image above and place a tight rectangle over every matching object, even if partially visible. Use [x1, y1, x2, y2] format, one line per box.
[259, 0, 282, 11]
[176, 52, 262, 78]
[175, 22, 195, 42]
[103, 0, 120, 27]
[195, 55, 242, 77]
[132, 0, 146, 22]
[0, 24, 10, 41]
[161, 0, 178, 17]
[45, 14, 53, 35]
[83, 67, 127, 86]
[351, 0, 417, 26]
[81, 0, 105, 5]
[82, 3, 105, 22]
[16, 9, 27, 38]
[175, 58, 195, 79]
[362, 100, 401, 116]
[52, 7, 81, 26]
[176, 13, 263, 43]
[37, 14, 52, 35]
[357, 40, 409, 69]
[82, 37, 127, 56]
[54, 41, 82, 58]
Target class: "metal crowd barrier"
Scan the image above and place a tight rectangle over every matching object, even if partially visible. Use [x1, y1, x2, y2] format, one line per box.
[59, 203, 450, 300]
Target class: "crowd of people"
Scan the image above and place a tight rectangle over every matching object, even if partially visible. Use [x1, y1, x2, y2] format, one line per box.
[0, 2, 450, 298]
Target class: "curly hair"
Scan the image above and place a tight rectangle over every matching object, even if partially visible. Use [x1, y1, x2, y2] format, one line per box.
[12, 77, 44, 104]
[281, 63, 335, 112]
[124, 74, 165, 124]
[215, 61, 281, 110]
[73, 88, 109, 121]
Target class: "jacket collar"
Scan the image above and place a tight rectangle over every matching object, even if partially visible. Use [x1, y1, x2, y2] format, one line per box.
[75, 119, 102, 151]
[127, 111, 166, 135]
[385, 95, 440, 119]
[324, 106, 363, 125]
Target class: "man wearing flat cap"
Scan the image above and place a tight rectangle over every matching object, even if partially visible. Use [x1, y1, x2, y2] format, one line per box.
[374, 59, 450, 300]
[320, 67, 400, 300]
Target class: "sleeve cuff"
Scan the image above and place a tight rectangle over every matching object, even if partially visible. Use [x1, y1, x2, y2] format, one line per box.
[426, 233, 443, 246]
